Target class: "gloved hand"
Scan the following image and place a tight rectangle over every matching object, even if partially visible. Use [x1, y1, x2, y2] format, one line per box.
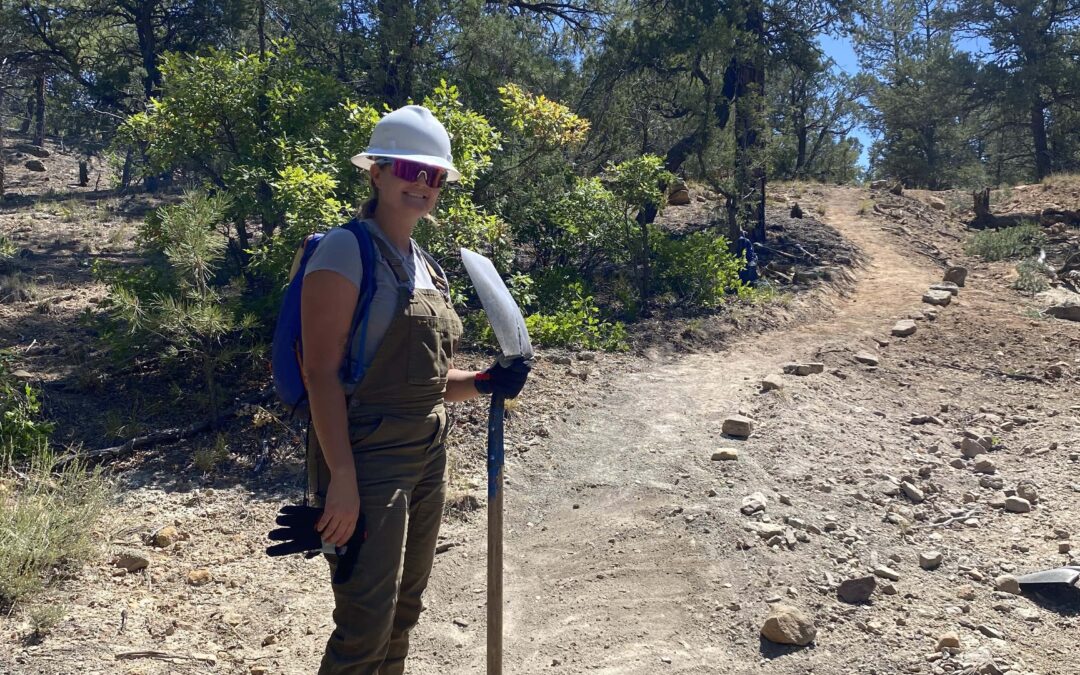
[266, 504, 365, 584]
[474, 358, 532, 398]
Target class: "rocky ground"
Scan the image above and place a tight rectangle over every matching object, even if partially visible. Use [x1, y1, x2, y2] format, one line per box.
[2, 139, 1080, 674]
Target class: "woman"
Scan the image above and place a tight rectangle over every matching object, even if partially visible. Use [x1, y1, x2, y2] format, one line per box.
[301, 105, 529, 674]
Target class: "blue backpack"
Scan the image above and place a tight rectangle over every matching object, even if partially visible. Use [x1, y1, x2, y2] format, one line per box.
[271, 218, 377, 416]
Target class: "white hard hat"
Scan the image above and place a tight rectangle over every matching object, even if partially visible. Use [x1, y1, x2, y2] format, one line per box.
[350, 105, 461, 182]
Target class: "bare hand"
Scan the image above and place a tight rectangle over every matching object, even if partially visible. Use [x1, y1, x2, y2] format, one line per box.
[317, 475, 360, 548]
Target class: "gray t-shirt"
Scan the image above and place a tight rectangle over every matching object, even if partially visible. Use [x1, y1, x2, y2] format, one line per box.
[304, 219, 437, 367]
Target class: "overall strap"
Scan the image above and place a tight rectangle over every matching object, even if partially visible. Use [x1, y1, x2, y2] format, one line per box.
[418, 247, 452, 299]
[369, 234, 414, 288]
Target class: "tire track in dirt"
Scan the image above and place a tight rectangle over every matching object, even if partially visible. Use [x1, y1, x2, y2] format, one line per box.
[418, 187, 942, 673]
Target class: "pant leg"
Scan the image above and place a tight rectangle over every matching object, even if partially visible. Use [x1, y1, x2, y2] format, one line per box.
[379, 446, 447, 675]
[319, 490, 410, 675]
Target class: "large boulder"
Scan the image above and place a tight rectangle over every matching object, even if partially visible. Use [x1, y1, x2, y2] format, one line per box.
[668, 189, 691, 206]
[760, 605, 817, 646]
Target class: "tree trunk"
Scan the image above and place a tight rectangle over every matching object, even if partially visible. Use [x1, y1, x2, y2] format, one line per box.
[18, 94, 31, 133]
[0, 87, 6, 197]
[32, 74, 46, 146]
[258, 0, 267, 59]
[121, 146, 134, 190]
[135, 3, 161, 101]
[1030, 102, 1051, 180]
[727, 0, 768, 242]
[972, 188, 992, 228]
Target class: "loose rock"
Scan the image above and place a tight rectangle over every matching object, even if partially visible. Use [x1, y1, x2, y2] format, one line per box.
[919, 551, 943, 570]
[961, 438, 986, 458]
[854, 352, 880, 366]
[901, 481, 925, 503]
[722, 415, 754, 438]
[973, 459, 996, 474]
[929, 282, 960, 296]
[1004, 497, 1031, 513]
[937, 632, 961, 651]
[25, 159, 46, 172]
[712, 449, 739, 461]
[113, 552, 150, 573]
[152, 525, 180, 548]
[760, 605, 817, 646]
[944, 266, 968, 287]
[187, 569, 213, 586]
[923, 290, 953, 306]
[995, 575, 1021, 595]
[892, 320, 917, 337]
[740, 492, 767, 516]
[782, 362, 825, 376]
[873, 566, 901, 582]
[1015, 481, 1039, 504]
[760, 374, 784, 392]
[837, 576, 876, 604]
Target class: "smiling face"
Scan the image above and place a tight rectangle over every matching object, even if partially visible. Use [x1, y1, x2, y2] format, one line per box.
[370, 161, 441, 219]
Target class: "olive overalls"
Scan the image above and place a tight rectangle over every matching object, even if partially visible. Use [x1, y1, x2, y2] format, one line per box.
[309, 235, 463, 675]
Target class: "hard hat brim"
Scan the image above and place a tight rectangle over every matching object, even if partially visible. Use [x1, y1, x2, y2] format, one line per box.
[350, 152, 462, 183]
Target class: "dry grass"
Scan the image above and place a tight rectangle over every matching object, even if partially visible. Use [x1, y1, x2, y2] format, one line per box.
[193, 433, 230, 473]
[0, 272, 39, 303]
[0, 446, 111, 612]
[1040, 173, 1080, 189]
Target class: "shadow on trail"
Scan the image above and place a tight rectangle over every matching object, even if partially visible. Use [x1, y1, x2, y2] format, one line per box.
[1022, 588, 1080, 617]
[758, 636, 815, 660]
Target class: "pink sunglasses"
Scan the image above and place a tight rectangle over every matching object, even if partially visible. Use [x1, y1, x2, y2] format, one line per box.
[377, 158, 449, 188]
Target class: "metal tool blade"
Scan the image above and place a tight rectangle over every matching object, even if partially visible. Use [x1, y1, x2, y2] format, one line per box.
[460, 248, 533, 364]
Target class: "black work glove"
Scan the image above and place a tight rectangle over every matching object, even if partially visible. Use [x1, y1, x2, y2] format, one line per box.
[474, 358, 532, 398]
[266, 504, 365, 585]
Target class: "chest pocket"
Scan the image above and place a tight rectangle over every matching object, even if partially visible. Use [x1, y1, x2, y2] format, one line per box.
[407, 314, 463, 386]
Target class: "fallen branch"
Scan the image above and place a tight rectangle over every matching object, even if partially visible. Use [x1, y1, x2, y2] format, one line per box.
[917, 509, 982, 529]
[56, 389, 274, 468]
[982, 368, 1045, 383]
[115, 650, 217, 664]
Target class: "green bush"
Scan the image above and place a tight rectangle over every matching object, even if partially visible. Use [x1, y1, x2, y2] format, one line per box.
[965, 223, 1045, 262]
[1013, 258, 1052, 295]
[653, 229, 745, 309]
[525, 283, 627, 351]
[0, 352, 53, 461]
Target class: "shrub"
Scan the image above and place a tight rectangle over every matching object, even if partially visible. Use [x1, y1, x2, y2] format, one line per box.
[99, 190, 256, 413]
[965, 223, 1044, 262]
[524, 283, 628, 351]
[1013, 258, 1052, 295]
[653, 229, 745, 309]
[0, 352, 53, 461]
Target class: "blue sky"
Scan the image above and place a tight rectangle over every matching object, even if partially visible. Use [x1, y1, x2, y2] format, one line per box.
[816, 33, 873, 168]
[815, 32, 992, 170]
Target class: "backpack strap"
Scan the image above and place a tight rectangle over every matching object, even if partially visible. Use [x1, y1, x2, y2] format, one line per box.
[340, 219, 378, 391]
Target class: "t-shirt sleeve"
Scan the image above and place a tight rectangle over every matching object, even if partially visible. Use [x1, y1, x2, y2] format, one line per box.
[304, 227, 363, 289]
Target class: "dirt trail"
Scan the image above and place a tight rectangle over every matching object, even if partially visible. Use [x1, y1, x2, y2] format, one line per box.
[412, 187, 945, 673]
[7, 186, 1078, 675]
